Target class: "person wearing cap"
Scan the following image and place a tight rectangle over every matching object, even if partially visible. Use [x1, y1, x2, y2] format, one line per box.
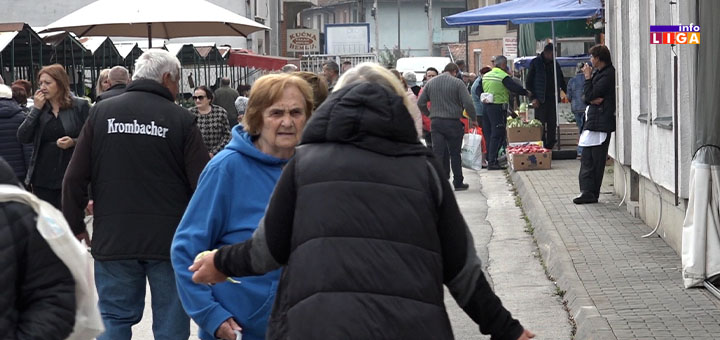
[403, 71, 421, 97]
[526, 43, 566, 149]
[482, 56, 531, 170]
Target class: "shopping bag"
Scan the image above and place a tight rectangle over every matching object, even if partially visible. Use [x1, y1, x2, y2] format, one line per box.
[0, 184, 104, 340]
[461, 131, 484, 170]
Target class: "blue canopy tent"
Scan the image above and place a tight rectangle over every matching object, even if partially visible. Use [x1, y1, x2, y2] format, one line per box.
[514, 54, 590, 71]
[445, 0, 603, 153]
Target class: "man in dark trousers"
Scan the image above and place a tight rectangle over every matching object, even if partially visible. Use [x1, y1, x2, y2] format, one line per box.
[482, 56, 531, 170]
[526, 43, 566, 149]
[95, 66, 130, 103]
[213, 77, 240, 126]
[62, 49, 209, 340]
[418, 62, 477, 191]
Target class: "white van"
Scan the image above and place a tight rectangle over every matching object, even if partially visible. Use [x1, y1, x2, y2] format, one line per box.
[395, 57, 452, 86]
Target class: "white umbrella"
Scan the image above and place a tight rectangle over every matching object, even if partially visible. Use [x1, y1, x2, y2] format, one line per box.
[42, 0, 269, 48]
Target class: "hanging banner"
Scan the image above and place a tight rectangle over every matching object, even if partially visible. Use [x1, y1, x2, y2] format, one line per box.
[287, 29, 320, 53]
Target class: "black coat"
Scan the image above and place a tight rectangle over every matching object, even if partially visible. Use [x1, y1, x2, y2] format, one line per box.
[526, 55, 567, 104]
[0, 160, 76, 339]
[95, 83, 127, 103]
[216, 83, 524, 339]
[582, 64, 616, 133]
[0, 99, 29, 180]
[16, 98, 90, 186]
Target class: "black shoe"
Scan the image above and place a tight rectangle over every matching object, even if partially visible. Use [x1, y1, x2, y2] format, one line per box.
[487, 164, 506, 171]
[454, 183, 470, 191]
[573, 192, 598, 204]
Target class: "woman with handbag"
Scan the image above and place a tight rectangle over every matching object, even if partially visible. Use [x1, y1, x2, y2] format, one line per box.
[17, 64, 90, 208]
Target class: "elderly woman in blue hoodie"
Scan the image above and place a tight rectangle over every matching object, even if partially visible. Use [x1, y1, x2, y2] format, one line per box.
[171, 73, 314, 340]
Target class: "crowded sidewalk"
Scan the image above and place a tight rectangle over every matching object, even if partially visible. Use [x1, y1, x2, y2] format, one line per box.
[512, 160, 720, 339]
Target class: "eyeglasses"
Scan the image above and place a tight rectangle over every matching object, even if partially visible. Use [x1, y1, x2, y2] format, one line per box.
[192, 95, 206, 101]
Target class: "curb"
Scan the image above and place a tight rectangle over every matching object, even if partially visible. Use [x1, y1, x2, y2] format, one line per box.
[510, 170, 617, 340]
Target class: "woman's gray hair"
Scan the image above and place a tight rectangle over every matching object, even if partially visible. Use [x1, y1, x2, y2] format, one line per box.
[334, 62, 411, 113]
[132, 49, 181, 83]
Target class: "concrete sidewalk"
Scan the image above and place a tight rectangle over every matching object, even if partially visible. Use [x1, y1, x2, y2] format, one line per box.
[511, 159, 720, 340]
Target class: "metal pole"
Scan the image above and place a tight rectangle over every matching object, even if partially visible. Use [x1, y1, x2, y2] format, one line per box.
[551, 20, 560, 151]
[374, 0, 379, 53]
[465, 0, 469, 72]
[397, 0, 401, 50]
[10, 40, 14, 83]
[147, 24, 152, 49]
[427, 0, 433, 55]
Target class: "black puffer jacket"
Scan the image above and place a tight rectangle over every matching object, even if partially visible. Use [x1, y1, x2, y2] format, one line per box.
[0, 99, 29, 180]
[216, 83, 524, 339]
[0, 159, 76, 339]
[582, 64, 616, 133]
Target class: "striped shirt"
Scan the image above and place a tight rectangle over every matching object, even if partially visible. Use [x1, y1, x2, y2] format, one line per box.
[417, 72, 477, 122]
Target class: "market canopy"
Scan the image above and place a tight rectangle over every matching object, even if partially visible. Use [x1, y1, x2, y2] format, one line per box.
[444, 0, 603, 26]
[228, 52, 299, 71]
[42, 0, 270, 48]
[514, 54, 590, 70]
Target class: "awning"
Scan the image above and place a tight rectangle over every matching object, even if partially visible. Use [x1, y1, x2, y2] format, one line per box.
[444, 0, 603, 26]
[228, 52, 299, 71]
[514, 54, 590, 70]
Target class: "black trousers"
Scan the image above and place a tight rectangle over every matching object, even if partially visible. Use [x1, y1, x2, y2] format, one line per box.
[579, 133, 612, 198]
[482, 103, 506, 166]
[431, 118, 464, 185]
[33, 186, 62, 209]
[536, 100, 557, 149]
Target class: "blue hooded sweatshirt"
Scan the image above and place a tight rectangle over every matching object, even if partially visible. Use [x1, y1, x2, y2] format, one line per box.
[171, 125, 286, 340]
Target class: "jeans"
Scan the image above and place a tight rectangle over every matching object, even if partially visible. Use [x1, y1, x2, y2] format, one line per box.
[536, 100, 557, 149]
[483, 104, 506, 166]
[579, 133, 611, 198]
[95, 260, 190, 340]
[573, 110, 585, 155]
[431, 118, 465, 185]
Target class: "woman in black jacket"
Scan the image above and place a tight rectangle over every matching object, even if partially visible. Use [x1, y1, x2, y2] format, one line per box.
[17, 64, 90, 208]
[573, 45, 616, 204]
[189, 63, 535, 340]
[0, 157, 76, 339]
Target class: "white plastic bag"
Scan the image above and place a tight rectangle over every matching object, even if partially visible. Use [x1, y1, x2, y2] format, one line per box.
[461, 131, 484, 170]
[0, 184, 104, 340]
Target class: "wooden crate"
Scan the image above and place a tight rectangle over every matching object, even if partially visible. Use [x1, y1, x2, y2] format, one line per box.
[558, 123, 579, 147]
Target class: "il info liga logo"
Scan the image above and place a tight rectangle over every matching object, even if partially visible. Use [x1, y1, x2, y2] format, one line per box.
[650, 24, 700, 44]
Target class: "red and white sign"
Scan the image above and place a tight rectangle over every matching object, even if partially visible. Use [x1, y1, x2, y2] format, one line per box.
[503, 37, 518, 60]
[287, 29, 320, 53]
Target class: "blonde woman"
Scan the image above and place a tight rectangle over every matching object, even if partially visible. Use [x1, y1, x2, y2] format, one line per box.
[95, 68, 111, 100]
[190, 63, 535, 340]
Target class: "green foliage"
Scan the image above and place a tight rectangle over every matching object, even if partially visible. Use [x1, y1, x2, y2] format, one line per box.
[377, 45, 410, 69]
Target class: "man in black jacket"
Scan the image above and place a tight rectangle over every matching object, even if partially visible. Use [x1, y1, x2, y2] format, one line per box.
[526, 43, 566, 149]
[0, 157, 76, 340]
[62, 49, 209, 340]
[95, 66, 130, 103]
[574, 45, 616, 204]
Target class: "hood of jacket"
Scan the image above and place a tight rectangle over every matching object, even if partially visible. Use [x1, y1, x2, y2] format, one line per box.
[301, 82, 430, 157]
[0, 99, 23, 119]
[225, 124, 290, 166]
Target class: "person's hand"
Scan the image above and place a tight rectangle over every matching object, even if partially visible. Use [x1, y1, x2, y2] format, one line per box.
[590, 97, 604, 105]
[76, 231, 91, 247]
[470, 120, 478, 129]
[516, 329, 536, 339]
[583, 63, 593, 79]
[34, 90, 46, 109]
[531, 99, 540, 109]
[189, 250, 227, 284]
[85, 200, 94, 215]
[209, 152, 214, 158]
[215, 318, 242, 340]
[57, 136, 75, 149]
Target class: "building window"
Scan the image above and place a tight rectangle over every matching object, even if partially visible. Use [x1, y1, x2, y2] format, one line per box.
[441, 8, 464, 29]
[469, 25, 479, 35]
